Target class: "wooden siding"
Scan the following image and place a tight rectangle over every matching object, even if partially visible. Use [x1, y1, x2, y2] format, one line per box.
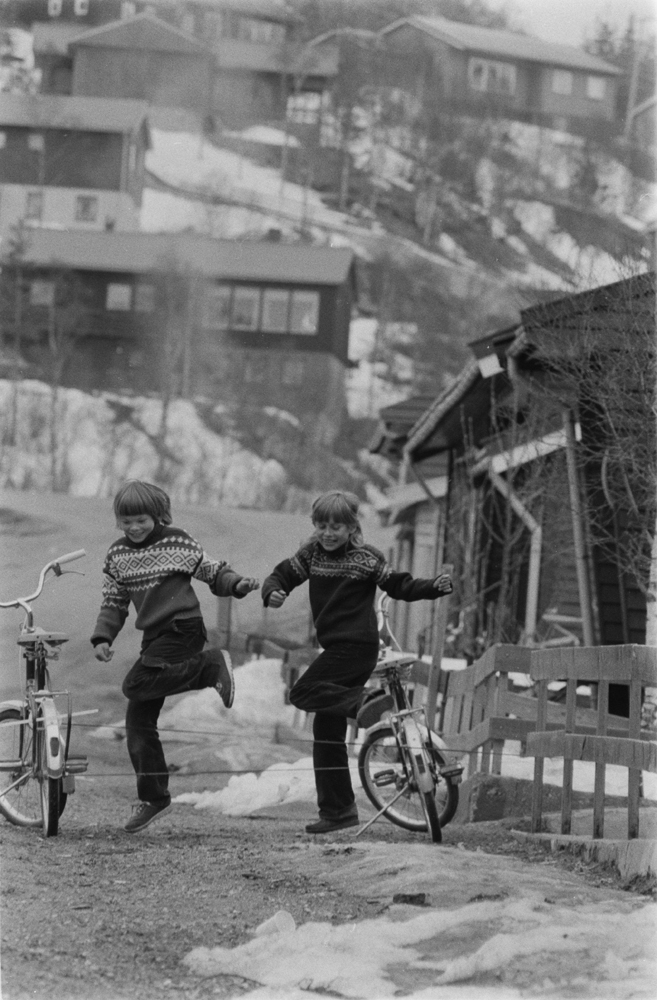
[72, 48, 211, 111]
[0, 128, 125, 191]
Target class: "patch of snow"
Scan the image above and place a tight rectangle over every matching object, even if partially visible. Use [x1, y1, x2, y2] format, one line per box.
[183, 893, 656, 999]
[262, 407, 301, 429]
[225, 126, 300, 148]
[0, 380, 288, 510]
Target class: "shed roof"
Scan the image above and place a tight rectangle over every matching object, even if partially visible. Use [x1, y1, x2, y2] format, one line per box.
[0, 92, 150, 137]
[14, 229, 356, 285]
[383, 16, 621, 75]
[68, 13, 212, 56]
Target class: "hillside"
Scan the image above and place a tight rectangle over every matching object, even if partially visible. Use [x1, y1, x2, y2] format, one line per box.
[142, 118, 655, 408]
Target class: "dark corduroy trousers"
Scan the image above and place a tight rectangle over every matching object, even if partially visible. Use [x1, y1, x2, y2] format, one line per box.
[289, 642, 378, 820]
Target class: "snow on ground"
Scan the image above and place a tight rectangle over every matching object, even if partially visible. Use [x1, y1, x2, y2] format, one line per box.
[145, 129, 349, 234]
[184, 892, 657, 999]
[0, 379, 288, 509]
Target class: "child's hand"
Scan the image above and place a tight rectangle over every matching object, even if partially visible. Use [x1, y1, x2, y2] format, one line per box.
[94, 643, 114, 662]
[235, 577, 260, 595]
[434, 573, 453, 595]
[267, 590, 287, 608]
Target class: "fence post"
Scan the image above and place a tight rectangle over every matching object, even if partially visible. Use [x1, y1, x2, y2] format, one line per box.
[424, 563, 453, 732]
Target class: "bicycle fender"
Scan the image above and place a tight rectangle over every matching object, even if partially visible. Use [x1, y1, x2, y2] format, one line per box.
[41, 699, 64, 779]
[0, 699, 25, 715]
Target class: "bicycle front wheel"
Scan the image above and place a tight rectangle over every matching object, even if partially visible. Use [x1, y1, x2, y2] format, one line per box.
[37, 712, 60, 837]
[358, 725, 458, 832]
[0, 707, 41, 828]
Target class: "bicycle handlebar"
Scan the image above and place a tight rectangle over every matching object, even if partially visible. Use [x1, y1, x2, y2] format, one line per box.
[55, 549, 86, 566]
[0, 550, 87, 611]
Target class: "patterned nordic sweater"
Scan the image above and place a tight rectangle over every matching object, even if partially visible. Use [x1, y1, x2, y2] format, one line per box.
[261, 539, 443, 648]
[91, 524, 244, 646]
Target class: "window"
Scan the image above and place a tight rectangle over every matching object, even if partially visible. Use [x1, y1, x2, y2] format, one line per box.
[202, 284, 231, 329]
[290, 291, 319, 334]
[74, 0, 89, 14]
[468, 58, 516, 95]
[25, 191, 43, 220]
[552, 70, 573, 95]
[106, 283, 132, 311]
[48, 0, 62, 15]
[261, 289, 290, 332]
[586, 75, 605, 100]
[282, 357, 304, 385]
[287, 91, 322, 125]
[75, 195, 98, 223]
[134, 283, 155, 313]
[30, 280, 54, 307]
[121, 1, 137, 16]
[28, 133, 44, 152]
[231, 287, 260, 331]
[238, 17, 285, 44]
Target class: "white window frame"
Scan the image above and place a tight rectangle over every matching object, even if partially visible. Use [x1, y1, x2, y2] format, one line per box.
[75, 194, 98, 223]
[202, 284, 231, 329]
[121, 1, 137, 17]
[231, 286, 261, 331]
[74, 0, 89, 14]
[261, 288, 290, 333]
[290, 290, 319, 334]
[552, 70, 573, 95]
[106, 283, 132, 311]
[586, 75, 605, 100]
[48, 0, 62, 16]
[30, 280, 55, 307]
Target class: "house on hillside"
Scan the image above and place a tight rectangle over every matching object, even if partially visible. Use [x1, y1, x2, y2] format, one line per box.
[376, 273, 655, 714]
[379, 16, 621, 134]
[0, 93, 149, 236]
[0, 229, 357, 446]
[30, 1, 338, 129]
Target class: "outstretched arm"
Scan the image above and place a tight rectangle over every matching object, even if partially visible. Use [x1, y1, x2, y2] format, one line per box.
[261, 545, 312, 608]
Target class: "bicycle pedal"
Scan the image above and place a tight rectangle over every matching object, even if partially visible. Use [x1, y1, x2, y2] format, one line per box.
[65, 755, 88, 775]
[372, 769, 397, 787]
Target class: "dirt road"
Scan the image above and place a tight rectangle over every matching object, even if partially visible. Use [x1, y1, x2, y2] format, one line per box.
[2, 727, 654, 1000]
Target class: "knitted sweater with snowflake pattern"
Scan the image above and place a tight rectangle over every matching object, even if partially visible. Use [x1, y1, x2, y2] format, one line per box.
[91, 523, 245, 646]
[261, 538, 443, 648]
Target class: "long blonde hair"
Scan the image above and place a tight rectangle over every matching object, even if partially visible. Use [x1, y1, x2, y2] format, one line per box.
[311, 490, 364, 546]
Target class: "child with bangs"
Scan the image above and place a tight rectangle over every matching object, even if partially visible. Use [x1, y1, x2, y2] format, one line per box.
[91, 480, 259, 833]
[261, 489, 452, 834]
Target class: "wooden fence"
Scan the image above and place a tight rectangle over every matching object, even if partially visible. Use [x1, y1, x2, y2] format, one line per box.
[439, 643, 657, 840]
[527, 645, 657, 839]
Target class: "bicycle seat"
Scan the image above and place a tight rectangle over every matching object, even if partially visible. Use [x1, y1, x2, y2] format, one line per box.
[18, 628, 69, 645]
[373, 649, 417, 674]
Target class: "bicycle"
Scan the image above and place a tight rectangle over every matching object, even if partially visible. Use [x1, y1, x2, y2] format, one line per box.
[0, 550, 91, 837]
[357, 595, 463, 843]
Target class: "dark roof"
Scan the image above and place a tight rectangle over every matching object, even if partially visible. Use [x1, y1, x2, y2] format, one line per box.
[520, 270, 655, 350]
[0, 93, 150, 138]
[69, 13, 212, 56]
[17, 229, 356, 285]
[382, 16, 621, 75]
[370, 394, 436, 458]
[404, 360, 481, 457]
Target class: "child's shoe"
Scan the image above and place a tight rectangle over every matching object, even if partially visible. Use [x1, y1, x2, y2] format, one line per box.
[305, 815, 359, 834]
[124, 799, 171, 833]
[356, 689, 394, 729]
[209, 648, 234, 708]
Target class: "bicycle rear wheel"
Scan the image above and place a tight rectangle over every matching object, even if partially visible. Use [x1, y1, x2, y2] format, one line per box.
[0, 707, 41, 828]
[358, 725, 458, 832]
